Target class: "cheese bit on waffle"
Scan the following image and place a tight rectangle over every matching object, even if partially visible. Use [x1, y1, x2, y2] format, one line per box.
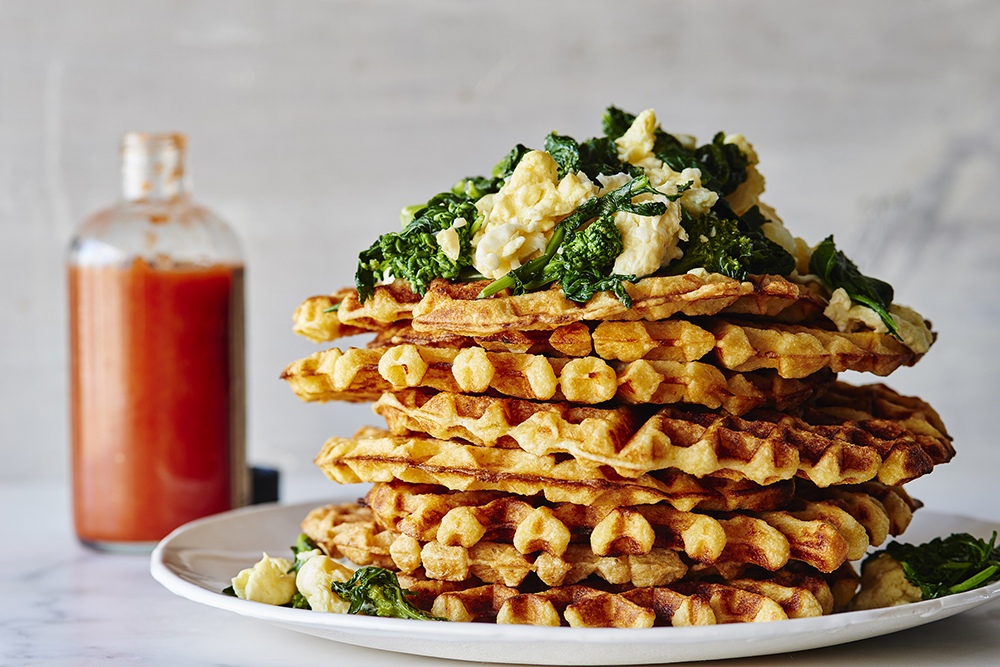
[313, 429, 794, 511]
[294, 274, 824, 342]
[372, 379, 950, 486]
[282, 343, 829, 412]
[709, 318, 931, 379]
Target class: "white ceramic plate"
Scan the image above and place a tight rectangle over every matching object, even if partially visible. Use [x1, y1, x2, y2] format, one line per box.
[151, 496, 1000, 666]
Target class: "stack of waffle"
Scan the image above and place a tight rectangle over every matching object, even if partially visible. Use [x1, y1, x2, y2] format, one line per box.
[282, 272, 953, 627]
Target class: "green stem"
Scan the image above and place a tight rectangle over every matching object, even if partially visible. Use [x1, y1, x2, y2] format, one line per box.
[949, 565, 999, 594]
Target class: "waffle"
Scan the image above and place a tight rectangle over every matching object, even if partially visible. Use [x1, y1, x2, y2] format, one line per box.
[429, 575, 834, 626]
[301, 500, 867, 589]
[292, 289, 373, 343]
[295, 274, 825, 341]
[314, 428, 794, 511]
[371, 321, 598, 358]
[632, 390, 952, 487]
[373, 319, 716, 364]
[369, 317, 922, 383]
[372, 381, 951, 486]
[282, 344, 830, 412]
[302, 502, 689, 588]
[710, 319, 929, 378]
[361, 482, 913, 572]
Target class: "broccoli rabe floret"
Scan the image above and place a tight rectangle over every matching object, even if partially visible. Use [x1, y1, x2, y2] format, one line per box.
[667, 205, 795, 280]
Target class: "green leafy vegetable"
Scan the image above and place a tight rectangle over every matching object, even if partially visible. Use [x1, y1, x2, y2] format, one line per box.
[477, 173, 669, 306]
[355, 193, 481, 302]
[288, 533, 320, 573]
[694, 132, 751, 198]
[355, 145, 531, 303]
[667, 204, 795, 280]
[289, 591, 311, 609]
[544, 132, 629, 181]
[871, 532, 1000, 600]
[602, 107, 749, 196]
[353, 106, 888, 311]
[329, 566, 446, 621]
[544, 133, 582, 179]
[601, 106, 637, 139]
[492, 143, 532, 180]
[808, 235, 901, 340]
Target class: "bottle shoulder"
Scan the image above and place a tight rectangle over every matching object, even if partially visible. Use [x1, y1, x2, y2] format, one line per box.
[69, 199, 242, 267]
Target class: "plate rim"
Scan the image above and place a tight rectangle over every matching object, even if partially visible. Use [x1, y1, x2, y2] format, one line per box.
[150, 498, 1000, 662]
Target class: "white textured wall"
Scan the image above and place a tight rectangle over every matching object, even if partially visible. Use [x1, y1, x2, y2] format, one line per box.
[2, 0, 998, 515]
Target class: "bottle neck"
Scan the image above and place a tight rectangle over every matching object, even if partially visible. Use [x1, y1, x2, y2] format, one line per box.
[120, 133, 191, 202]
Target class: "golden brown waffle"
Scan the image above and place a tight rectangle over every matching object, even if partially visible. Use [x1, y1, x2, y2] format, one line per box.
[301, 502, 689, 588]
[371, 321, 599, 358]
[641, 382, 953, 487]
[313, 428, 794, 511]
[292, 289, 373, 343]
[301, 502, 860, 588]
[362, 482, 912, 573]
[295, 274, 825, 341]
[710, 319, 929, 378]
[592, 320, 718, 362]
[372, 319, 716, 364]
[430, 575, 832, 626]
[371, 380, 950, 486]
[370, 317, 923, 382]
[282, 344, 829, 412]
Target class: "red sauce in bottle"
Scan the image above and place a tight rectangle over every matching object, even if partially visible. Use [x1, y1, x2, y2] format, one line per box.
[69, 258, 245, 546]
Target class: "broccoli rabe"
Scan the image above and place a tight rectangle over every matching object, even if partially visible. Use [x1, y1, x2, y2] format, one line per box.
[288, 533, 320, 573]
[544, 132, 630, 181]
[667, 204, 795, 280]
[355, 144, 534, 303]
[602, 107, 749, 197]
[477, 173, 669, 306]
[870, 532, 1000, 600]
[330, 566, 445, 621]
[355, 193, 479, 302]
[351, 106, 819, 308]
[809, 235, 902, 340]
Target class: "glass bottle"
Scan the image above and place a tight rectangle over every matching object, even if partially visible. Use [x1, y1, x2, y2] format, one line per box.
[68, 133, 247, 551]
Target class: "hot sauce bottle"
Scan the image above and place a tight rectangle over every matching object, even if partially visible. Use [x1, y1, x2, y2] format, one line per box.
[68, 133, 247, 550]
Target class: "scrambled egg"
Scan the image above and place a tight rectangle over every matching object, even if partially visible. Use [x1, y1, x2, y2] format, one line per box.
[435, 216, 467, 262]
[231, 554, 297, 606]
[472, 151, 597, 279]
[465, 109, 768, 284]
[614, 109, 720, 216]
[824, 288, 933, 354]
[851, 553, 923, 610]
[462, 107, 925, 347]
[295, 551, 354, 613]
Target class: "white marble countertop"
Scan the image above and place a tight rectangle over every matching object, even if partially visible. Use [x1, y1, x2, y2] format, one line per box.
[3, 475, 999, 667]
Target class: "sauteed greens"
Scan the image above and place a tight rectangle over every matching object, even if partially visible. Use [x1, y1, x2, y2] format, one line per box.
[872, 532, 1000, 600]
[351, 106, 899, 335]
